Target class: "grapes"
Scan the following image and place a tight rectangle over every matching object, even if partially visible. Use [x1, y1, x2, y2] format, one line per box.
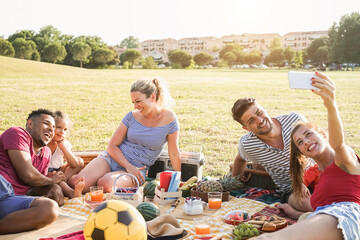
[233, 222, 260, 239]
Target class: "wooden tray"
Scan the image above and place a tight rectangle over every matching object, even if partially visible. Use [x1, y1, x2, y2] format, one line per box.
[160, 200, 216, 220]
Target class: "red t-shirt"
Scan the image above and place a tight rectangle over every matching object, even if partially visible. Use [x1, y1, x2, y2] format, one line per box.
[310, 156, 360, 210]
[0, 127, 51, 195]
[303, 164, 321, 191]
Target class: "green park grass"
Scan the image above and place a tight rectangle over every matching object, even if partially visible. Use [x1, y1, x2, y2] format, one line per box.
[1, 56, 359, 177]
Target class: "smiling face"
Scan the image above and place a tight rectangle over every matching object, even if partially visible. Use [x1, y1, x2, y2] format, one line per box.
[53, 118, 68, 142]
[27, 113, 55, 147]
[240, 103, 274, 135]
[130, 91, 156, 115]
[292, 125, 327, 158]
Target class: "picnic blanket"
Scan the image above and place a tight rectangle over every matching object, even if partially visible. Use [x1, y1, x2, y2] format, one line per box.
[59, 195, 288, 239]
[231, 187, 282, 205]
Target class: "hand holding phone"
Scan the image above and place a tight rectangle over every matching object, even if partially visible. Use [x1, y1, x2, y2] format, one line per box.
[288, 71, 319, 90]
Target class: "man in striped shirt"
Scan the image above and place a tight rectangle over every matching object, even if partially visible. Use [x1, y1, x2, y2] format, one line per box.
[231, 98, 314, 213]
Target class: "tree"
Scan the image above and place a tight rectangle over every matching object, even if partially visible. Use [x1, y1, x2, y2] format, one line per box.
[12, 38, 37, 59]
[0, 39, 15, 57]
[31, 51, 41, 61]
[328, 12, 360, 64]
[34, 25, 61, 55]
[193, 52, 213, 66]
[265, 47, 284, 68]
[313, 46, 329, 64]
[219, 44, 244, 63]
[142, 56, 156, 69]
[70, 42, 91, 68]
[8, 30, 36, 42]
[168, 49, 192, 68]
[124, 49, 142, 68]
[119, 36, 139, 49]
[294, 50, 304, 68]
[245, 50, 262, 65]
[284, 47, 295, 65]
[42, 42, 67, 63]
[269, 37, 282, 50]
[92, 47, 115, 66]
[223, 52, 237, 67]
[306, 37, 328, 61]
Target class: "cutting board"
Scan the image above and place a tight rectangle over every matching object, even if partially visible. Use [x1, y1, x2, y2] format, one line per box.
[160, 200, 216, 220]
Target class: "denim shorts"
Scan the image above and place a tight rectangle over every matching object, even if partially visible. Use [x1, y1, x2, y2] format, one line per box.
[308, 202, 360, 240]
[0, 195, 35, 219]
[98, 151, 147, 184]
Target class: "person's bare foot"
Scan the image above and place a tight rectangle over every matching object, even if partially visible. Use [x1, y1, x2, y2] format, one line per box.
[72, 176, 85, 198]
[68, 175, 82, 188]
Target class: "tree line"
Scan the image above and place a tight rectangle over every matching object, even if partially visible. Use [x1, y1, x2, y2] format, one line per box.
[0, 12, 359, 69]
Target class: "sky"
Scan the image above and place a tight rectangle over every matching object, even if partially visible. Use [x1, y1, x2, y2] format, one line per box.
[1, 0, 360, 46]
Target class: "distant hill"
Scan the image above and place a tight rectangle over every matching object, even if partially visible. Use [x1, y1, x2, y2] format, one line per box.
[0, 56, 85, 78]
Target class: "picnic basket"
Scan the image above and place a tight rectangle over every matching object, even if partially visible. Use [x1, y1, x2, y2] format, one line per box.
[107, 173, 143, 207]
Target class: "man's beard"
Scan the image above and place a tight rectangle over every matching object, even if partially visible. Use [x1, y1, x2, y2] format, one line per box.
[256, 118, 273, 135]
[39, 139, 47, 147]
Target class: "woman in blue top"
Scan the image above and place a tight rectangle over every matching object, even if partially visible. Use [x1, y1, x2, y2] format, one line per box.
[69, 78, 181, 193]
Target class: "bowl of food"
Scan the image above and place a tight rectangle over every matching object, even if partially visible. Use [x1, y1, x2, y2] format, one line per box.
[224, 210, 251, 225]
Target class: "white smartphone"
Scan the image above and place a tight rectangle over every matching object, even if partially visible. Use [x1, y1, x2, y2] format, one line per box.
[288, 71, 318, 90]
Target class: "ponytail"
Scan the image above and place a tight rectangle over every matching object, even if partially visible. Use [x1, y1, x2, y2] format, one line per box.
[131, 77, 175, 109]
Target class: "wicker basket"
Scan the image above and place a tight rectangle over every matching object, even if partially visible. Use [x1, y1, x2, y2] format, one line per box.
[73, 151, 102, 166]
[190, 190, 230, 202]
[107, 173, 143, 207]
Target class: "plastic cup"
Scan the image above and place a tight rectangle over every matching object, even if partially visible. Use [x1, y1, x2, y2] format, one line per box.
[90, 186, 104, 201]
[208, 192, 222, 209]
[159, 171, 172, 192]
[194, 217, 211, 234]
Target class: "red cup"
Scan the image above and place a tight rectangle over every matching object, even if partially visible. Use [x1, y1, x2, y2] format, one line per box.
[159, 172, 172, 192]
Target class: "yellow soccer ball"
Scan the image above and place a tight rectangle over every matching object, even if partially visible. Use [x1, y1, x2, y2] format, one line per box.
[84, 200, 147, 240]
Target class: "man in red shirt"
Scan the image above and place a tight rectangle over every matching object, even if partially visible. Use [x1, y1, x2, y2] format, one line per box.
[0, 109, 67, 233]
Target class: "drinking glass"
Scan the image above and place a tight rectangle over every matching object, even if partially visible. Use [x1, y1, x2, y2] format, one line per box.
[194, 217, 211, 234]
[208, 192, 222, 210]
[90, 186, 104, 201]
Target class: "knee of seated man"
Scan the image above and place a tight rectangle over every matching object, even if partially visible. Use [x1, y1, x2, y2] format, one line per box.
[33, 197, 59, 223]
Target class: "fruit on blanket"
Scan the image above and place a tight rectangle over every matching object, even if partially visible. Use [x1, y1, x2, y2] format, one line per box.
[228, 212, 249, 221]
[197, 179, 223, 192]
[218, 174, 243, 192]
[136, 202, 160, 221]
[233, 222, 260, 239]
[143, 180, 160, 197]
[84, 200, 147, 240]
[179, 176, 198, 190]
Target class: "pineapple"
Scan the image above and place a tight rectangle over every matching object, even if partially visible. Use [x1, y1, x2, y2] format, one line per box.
[197, 179, 223, 192]
[217, 174, 243, 192]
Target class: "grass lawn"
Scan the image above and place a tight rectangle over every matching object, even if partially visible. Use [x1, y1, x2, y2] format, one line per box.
[1, 56, 359, 177]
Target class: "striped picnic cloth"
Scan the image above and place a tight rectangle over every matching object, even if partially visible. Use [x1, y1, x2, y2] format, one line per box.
[59, 196, 276, 239]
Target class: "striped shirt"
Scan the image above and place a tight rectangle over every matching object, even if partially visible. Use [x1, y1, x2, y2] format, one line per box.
[238, 112, 313, 191]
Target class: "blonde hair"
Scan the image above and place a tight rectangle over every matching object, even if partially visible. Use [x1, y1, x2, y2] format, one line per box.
[130, 77, 175, 109]
[290, 121, 327, 201]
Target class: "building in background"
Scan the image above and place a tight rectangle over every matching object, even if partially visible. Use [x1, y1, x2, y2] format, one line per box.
[282, 31, 328, 51]
[220, 33, 281, 56]
[140, 38, 177, 63]
[139, 30, 328, 64]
